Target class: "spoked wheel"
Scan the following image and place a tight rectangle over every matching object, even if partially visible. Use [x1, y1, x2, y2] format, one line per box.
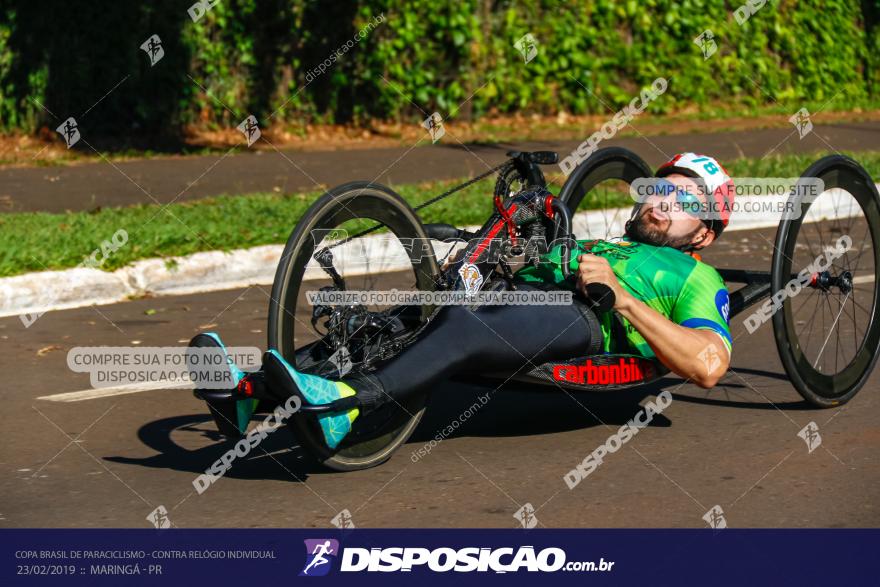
[557, 147, 653, 240]
[772, 155, 880, 407]
[267, 182, 440, 470]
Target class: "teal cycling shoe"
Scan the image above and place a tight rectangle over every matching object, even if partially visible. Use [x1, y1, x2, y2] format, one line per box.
[188, 332, 255, 437]
[263, 349, 359, 449]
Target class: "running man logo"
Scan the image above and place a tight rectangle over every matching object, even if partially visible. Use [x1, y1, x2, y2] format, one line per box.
[694, 30, 717, 59]
[56, 117, 80, 149]
[697, 343, 722, 376]
[146, 505, 171, 529]
[553, 357, 649, 386]
[513, 503, 538, 529]
[703, 505, 727, 530]
[300, 539, 340, 577]
[237, 115, 261, 147]
[139, 34, 164, 67]
[513, 33, 539, 63]
[797, 421, 822, 453]
[328, 346, 352, 378]
[331, 509, 356, 530]
[422, 112, 445, 143]
[789, 108, 813, 139]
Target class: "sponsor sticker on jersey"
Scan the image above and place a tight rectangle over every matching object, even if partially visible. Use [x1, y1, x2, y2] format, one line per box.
[715, 289, 730, 324]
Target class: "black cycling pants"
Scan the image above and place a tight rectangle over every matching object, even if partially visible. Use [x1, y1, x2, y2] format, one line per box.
[348, 283, 601, 403]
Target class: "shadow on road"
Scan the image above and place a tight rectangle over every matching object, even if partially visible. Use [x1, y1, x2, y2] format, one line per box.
[105, 378, 672, 481]
[408, 378, 674, 444]
[106, 365, 810, 481]
[105, 414, 317, 482]
[671, 393, 812, 411]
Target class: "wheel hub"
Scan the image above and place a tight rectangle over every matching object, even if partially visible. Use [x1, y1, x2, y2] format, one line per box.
[811, 270, 853, 294]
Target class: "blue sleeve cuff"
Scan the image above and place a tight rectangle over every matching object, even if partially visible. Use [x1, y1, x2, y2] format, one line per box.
[679, 318, 732, 349]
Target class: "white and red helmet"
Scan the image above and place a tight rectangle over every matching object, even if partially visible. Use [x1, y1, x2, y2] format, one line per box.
[656, 153, 735, 237]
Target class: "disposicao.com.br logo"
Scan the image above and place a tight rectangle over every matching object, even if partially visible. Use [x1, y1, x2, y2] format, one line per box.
[300, 540, 614, 574]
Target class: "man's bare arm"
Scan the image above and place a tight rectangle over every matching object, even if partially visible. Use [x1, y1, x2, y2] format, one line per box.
[615, 293, 729, 388]
[576, 254, 729, 388]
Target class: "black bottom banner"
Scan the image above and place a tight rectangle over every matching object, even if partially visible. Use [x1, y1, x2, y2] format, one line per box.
[2, 529, 875, 585]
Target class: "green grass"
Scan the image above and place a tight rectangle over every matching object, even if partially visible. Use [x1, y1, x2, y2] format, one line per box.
[0, 177, 503, 277]
[724, 152, 880, 177]
[2, 150, 879, 278]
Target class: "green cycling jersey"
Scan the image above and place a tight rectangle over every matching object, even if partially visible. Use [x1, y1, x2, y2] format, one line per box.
[515, 237, 732, 358]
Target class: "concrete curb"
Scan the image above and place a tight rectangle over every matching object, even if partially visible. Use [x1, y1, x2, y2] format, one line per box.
[0, 188, 868, 320]
[1, 245, 286, 320]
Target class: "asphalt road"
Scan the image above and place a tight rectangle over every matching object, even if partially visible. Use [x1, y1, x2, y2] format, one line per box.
[2, 121, 879, 213]
[2, 225, 877, 528]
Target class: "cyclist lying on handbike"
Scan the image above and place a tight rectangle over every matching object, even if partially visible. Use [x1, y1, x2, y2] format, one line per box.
[190, 152, 735, 449]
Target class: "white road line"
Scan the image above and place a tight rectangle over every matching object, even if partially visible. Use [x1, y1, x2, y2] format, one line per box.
[37, 381, 193, 402]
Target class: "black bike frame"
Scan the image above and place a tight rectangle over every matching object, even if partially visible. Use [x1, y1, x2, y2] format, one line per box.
[717, 269, 772, 319]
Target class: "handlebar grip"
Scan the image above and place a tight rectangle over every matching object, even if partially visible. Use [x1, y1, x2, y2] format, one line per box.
[584, 283, 615, 313]
[505, 150, 559, 165]
[548, 197, 613, 311]
[528, 151, 559, 165]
